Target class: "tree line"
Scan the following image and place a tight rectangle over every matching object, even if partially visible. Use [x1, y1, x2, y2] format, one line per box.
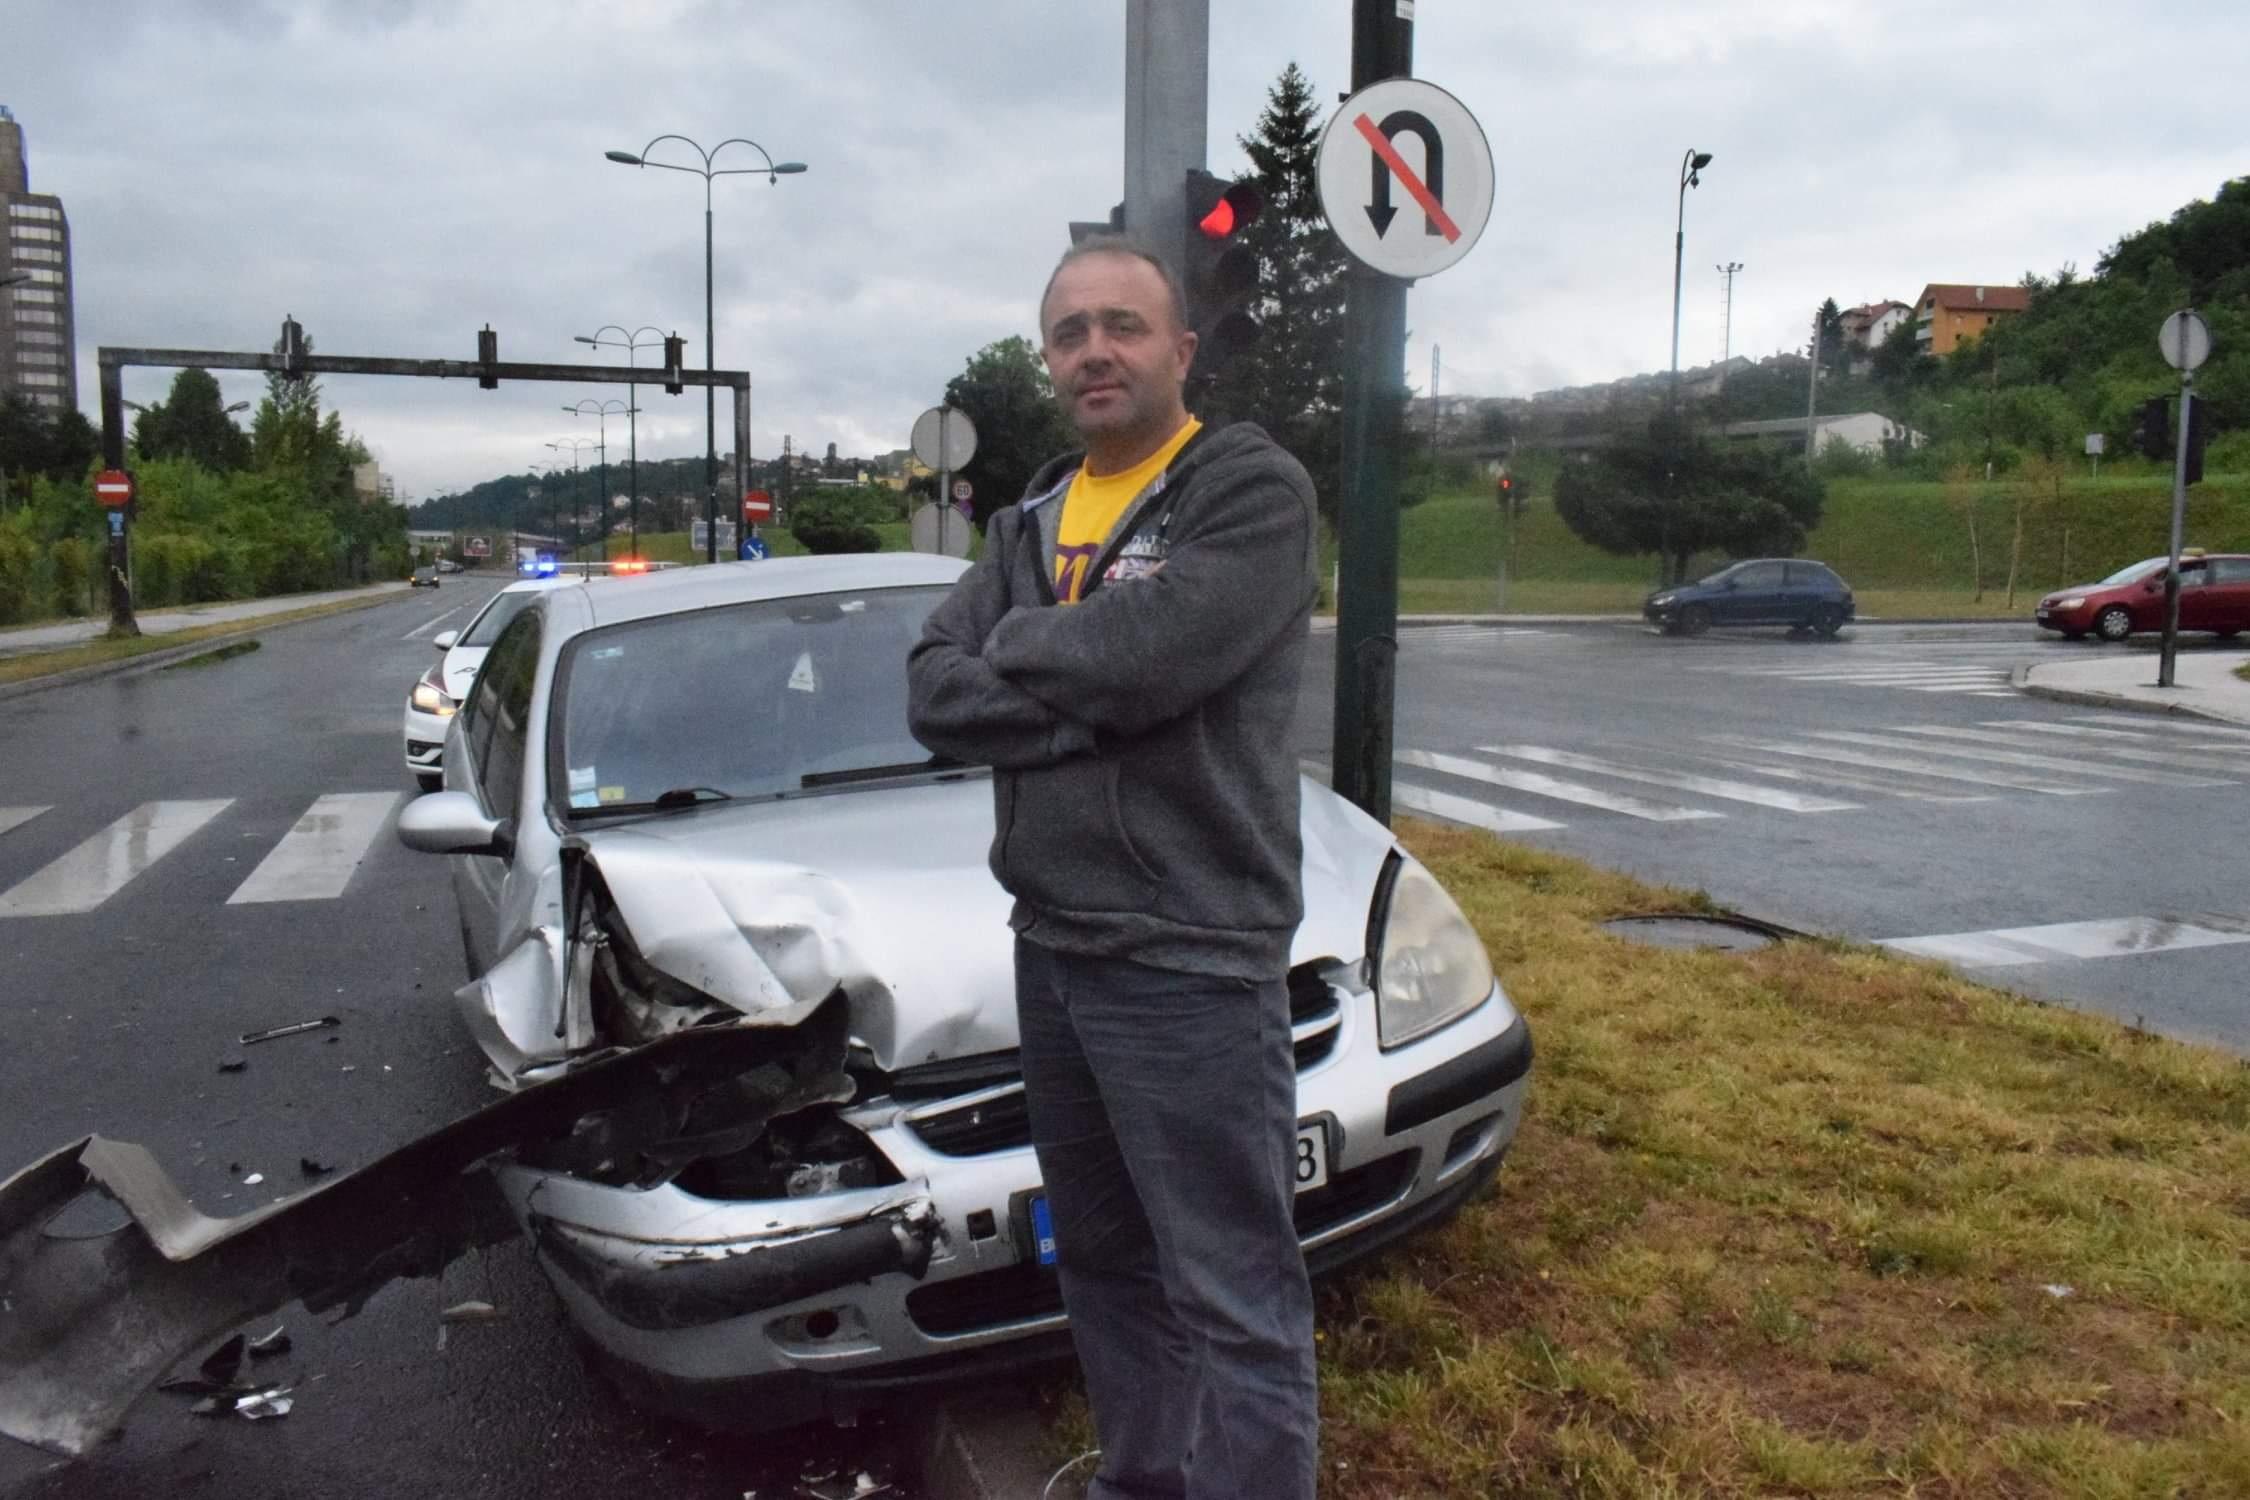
[0, 362, 406, 625]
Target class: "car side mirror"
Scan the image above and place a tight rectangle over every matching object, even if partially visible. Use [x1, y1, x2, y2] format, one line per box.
[2143, 581, 2160, 595]
[1724, 579, 1739, 591]
[397, 791, 513, 858]
[432, 630, 459, 651]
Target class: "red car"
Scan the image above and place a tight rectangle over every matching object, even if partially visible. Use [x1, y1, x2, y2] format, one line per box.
[2035, 552, 2250, 641]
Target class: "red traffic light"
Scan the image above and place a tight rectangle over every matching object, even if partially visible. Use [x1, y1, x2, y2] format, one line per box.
[1193, 176, 1262, 239]
[1500, 476, 1513, 490]
[1199, 200, 1236, 238]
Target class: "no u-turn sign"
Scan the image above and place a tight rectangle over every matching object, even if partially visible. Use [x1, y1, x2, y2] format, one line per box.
[1316, 77, 1493, 280]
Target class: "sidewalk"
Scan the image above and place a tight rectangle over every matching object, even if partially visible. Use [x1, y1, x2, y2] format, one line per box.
[0, 583, 411, 660]
[2019, 647, 2250, 727]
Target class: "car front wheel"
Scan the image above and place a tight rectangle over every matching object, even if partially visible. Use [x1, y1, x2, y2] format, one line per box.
[2094, 606, 2134, 642]
[1679, 603, 1712, 637]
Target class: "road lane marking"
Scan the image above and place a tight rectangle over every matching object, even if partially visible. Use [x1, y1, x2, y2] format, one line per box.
[2068, 714, 2250, 740]
[1807, 730, 2230, 788]
[1300, 760, 1565, 833]
[1478, 745, 1857, 812]
[1880, 916, 2250, 968]
[1703, 735, 2104, 795]
[0, 800, 234, 917]
[1887, 724, 2246, 772]
[226, 792, 401, 904]
[1396, 749, 1721, 821]
[0, 807, 51, 840]
[403, 603, 468, 641]
[1684, 751, 1993, 803]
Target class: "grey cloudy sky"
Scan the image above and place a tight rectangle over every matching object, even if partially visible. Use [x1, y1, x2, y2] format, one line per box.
[11, 0, 2244, 502]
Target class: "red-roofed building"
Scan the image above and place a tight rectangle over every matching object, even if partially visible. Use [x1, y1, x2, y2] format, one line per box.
[1913, 283, 2031, 355]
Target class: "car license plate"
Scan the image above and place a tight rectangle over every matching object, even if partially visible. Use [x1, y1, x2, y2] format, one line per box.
[1025, 1124, 1330, 1267]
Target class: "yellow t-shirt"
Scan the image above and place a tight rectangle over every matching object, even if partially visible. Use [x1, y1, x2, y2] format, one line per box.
[1052, 418, 1201, 604]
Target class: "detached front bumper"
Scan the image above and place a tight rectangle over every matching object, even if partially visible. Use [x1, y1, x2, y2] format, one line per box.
[509, 973, 1533, 1429]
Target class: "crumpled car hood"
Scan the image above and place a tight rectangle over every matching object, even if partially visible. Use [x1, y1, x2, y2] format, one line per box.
[575, 773, 1395, 1070]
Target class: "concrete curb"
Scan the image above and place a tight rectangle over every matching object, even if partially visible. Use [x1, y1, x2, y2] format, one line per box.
[2012, 664, 2250, 727]
[0, 589, 408, 704]
[908, 1384, 1083, 1500]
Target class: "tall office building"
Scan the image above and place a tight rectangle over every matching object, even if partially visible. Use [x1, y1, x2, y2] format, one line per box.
[0, 105, 78, 414]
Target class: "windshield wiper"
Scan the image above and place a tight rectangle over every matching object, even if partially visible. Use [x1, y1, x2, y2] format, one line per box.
[568, 785, 737, 819]
[799, 756, 964, 789]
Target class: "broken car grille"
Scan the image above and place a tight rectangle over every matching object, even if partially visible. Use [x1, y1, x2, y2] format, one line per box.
[900, 966, 1346, 1159]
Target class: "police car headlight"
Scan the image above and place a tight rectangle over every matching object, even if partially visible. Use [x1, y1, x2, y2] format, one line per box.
[410, 676, 456, 717]
[1372, 858, 1499, 1049]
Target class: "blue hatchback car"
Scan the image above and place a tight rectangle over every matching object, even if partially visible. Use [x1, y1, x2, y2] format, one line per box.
[1643, 558, 1856, 637]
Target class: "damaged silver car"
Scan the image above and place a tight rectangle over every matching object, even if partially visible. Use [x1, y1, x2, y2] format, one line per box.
[0, 554, 1531, 1456]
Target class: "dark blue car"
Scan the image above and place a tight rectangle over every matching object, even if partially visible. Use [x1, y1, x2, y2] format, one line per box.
[1643, 558, 1855, 637]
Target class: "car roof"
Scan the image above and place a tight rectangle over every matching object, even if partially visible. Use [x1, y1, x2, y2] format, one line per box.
[556, 553, 971, 628]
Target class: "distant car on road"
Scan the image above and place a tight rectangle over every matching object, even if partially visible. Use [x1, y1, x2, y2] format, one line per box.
[401, 577, 566, 791]
[1644, 558, 1855, 637]
[410, 563, 441, 589]
[2035, 552, 2250, 642]
[436, 558, 462, 575]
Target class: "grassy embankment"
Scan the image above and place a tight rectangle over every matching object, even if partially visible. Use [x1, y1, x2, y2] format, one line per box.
[1046, 824, 2250, 1496]
[1360, 473, 2250, 617]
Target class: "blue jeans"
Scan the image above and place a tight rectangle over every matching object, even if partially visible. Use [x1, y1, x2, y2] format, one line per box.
[1014, 938, 1318, 1500]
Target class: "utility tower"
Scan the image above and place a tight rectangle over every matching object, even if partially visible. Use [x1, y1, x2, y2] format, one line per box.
[1716, 261, 1745, 366]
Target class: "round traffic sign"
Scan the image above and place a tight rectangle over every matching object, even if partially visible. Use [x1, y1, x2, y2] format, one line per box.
[1316, 77, 1493, 279]
[2158, 310, 2211, 372]
[911, 406, 978, 471]
[908, 503, 971, 560]
[951, 478, 973, 503]
[94, 468, 135, 508]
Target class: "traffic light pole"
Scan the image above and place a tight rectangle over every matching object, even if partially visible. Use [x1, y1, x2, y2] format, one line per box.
[2158, 376, 2194, 688]
[1329, 0, 1413, 824]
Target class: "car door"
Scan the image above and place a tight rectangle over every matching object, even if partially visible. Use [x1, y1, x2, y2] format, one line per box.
[1725, 561, 1787, 624]
[452, 609, 541, 976]
[1778, 562, 1822, 622]
[2192, 557, 2250, 634]
[2173, 559, 2214, 631]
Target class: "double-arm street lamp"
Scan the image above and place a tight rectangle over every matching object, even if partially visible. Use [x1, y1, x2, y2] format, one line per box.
[544, 438, 599, 559]
[565, 399, 637, 561]
[572, 325, 666, 555]
[604, 135, 806, 563]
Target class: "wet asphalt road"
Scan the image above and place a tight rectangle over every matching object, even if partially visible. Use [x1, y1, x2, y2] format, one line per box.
[1296, 618, 2249, 1052]
[0, 580, 925, 1500]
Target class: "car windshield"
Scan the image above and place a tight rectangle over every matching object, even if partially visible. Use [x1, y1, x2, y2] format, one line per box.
[459, 589, 541, 647]
[2093, 558, 2169, 587]
[554, 585, 950, 812]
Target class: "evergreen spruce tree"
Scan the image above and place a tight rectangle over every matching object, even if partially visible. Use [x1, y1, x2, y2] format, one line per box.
[1206, 62, 1350, 517]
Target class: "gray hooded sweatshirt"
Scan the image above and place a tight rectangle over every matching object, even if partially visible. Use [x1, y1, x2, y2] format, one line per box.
[906, 421, 1319, 979]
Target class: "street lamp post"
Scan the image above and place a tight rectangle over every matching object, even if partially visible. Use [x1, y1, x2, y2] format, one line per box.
[565, 399, 636, 562]
[1664, 147, 1713, 586]
[605, 136, 806, 563]
[544, 439, 598, 561]
[574, 326, 666, 555]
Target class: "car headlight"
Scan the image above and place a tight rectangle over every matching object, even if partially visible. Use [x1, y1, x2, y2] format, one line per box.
[2055, 596, 2085, 610]
[1372, 857, 1497, 1049]
[1650, 594, 1675, 607]
[410, 676, 456, 717]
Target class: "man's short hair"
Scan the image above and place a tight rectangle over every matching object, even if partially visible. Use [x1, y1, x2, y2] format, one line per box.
[1040, 235, 1189, 339]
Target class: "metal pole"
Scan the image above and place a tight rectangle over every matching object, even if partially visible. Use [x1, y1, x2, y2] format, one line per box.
[704, 199, 718, 564]
[97, 359, 138, 636]
[1805, 306, 1821, 471]
[1122, 0, 1209, 280]
[2159, 379, 2193, 688]
[937, 409, 951, 559]
[597, 412, 609, 563]
[1330, 0, 1412, 824]
[627, 350, 640, 555]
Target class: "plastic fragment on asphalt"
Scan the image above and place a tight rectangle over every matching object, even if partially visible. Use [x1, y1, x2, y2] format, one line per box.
[198, 1334, 247, 1387]
[439, 1299, 502, 1323]
[242, 1173, 263, 1187]
[299, 1157, 334, 1178]
[234, 1387, 292, 1420]
[239, 1016, 341, 1046]
[217, 1058, 247, 1074]
[247, 1326, 291, 1359]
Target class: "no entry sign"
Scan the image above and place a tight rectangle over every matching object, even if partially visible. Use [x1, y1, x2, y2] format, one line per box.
[742, 490, 773, 521]
[94, 469, 135, 508]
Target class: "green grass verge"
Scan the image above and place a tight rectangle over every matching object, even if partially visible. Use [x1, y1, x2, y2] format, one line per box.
[1121, 823, 2250, 1496]
[1358, 472, 2250, 617]
[0, 590, 403, 687]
